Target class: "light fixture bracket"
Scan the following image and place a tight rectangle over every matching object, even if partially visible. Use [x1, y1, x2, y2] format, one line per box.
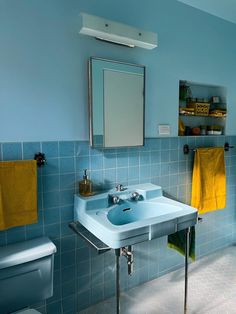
[79, 13, 157, 50]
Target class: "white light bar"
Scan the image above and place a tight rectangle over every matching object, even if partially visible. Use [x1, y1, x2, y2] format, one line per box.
[79, 13, 157, 50]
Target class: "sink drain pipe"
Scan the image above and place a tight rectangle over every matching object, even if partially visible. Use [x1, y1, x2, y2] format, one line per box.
[115, 245, 134, 314]
[184, 227, 190, 314]
[115, 248, 121, 314]
[122, 246, 133, 275]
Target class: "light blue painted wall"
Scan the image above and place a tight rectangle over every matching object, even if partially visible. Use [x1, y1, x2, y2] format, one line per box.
[1, 0, 236, 140]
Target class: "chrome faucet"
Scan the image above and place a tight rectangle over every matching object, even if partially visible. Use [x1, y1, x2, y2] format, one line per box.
[109, 195, 120, 205]
[116, 184, 125, 191]
[130, 191, 140, 201]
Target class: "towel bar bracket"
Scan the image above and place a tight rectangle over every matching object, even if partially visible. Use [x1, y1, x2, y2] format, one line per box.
[224, 142, 234, 151]
[34, 152, 46, 167]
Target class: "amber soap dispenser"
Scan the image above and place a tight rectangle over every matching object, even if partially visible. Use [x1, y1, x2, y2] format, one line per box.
[79, 169, 93, 197]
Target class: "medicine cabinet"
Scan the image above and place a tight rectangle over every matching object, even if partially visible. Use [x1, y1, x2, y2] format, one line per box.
[89, 57, 145, 148]
[178, 80, 227, 136]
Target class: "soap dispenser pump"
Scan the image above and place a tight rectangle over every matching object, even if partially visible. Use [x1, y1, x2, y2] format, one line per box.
[79, 169, 93, 197]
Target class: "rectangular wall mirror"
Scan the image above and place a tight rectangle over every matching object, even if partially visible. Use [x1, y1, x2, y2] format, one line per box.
[89, 57, 145, 148]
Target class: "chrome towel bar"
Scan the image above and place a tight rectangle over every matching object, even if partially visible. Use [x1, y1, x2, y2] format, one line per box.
[183, 142, 234, 155]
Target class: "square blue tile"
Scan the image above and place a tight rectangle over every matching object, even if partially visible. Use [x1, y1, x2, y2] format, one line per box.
[44, 223, 61, 239]
[117, 153, 128, 167]
[0, 232, 6, 246]
[26, 225, 44, 240]
[62, 294, 76, 313]
[42, 141, 59, 158]
[169, 161, 179, 174]
[179, 160, 187, 173]
[150, 164, 161, 177]
[44, 208, 60, 225]
[149, 138, 161, 151]
[161, 138, 170, 150]
[6, 227, 26, 244]
[128, 166, 139, 181]
[140, 164, 151, 179]
[76, 156, 90, 172]
[2, 142, 22, 161]
[91, 155, 103, 170]
[60, 190, 74, 206]
[61, 222, 74, 237]
[60, 174, 75, 191]
[42, 158, 59, 175]
[91, 283, 104, 304]
[46, 301, 62, 314]
[116, 167, 128, 183]
[59, 141, 75, 157]
[59, 157, 75, 174]
[90, 170, 103, 190]
[128, 152, 139, 166]
[151, 151, 161, 164]
[78, 274, 91, 293]
[77, 260, 90, 277]
[61, 250, 76, 268]
[161, 163, 170, 176]
[42, 175, 60, 193]
[77, 289, 91, 311]
[61, 235, 76, 253]
[43, 191, 60, 209]
[103, 153, 116, 169]
[161, 150, 170, 162]
[23, 142, 41, 160]
[170, 138, 179, 150]
[170, 149, 179, 162]
[75, 141, 90, 156]
[140, 152, 150, 165]
[104, 169, 116, 186]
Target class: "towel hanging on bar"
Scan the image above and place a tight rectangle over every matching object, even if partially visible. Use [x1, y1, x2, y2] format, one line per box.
[191, 147, 226, 214]
[0, 160, 38, 230]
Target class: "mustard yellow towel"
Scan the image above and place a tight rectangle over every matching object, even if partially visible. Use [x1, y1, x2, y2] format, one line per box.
[0, 160, 38, 230]
[191, 147, 226, 214]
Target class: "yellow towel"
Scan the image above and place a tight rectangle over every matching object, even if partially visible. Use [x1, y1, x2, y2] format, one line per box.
[0, 160, 38, 230]
[191, 147, 226, 214]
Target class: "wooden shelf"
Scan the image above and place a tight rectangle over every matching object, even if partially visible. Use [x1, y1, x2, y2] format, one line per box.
[179, 113, 226, 118]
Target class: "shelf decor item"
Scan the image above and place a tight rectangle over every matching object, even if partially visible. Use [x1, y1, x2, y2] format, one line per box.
[179, 82, 192, 101]
[187, 101, 210, 116]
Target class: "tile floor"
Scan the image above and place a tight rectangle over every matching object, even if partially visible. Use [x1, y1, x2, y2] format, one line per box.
[79, 245, 236, 314]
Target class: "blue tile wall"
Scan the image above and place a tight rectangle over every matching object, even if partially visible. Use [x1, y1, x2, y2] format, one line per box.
[0, 136, 236, 313]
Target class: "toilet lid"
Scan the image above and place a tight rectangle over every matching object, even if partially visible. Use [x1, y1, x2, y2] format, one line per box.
[13, 310, 41, 314]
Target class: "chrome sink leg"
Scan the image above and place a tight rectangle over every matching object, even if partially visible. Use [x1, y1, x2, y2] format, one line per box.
[184, 227, 190, 314]
[115, 249, 121, 314]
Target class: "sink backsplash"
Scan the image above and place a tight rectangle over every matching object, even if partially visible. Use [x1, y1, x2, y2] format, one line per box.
[0, 136, 236, 313]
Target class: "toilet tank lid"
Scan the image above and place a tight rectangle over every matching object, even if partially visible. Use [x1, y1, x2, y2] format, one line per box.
[0, 237, 57, 269]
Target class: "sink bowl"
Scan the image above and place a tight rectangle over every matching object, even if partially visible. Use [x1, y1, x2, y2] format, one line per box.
[107, 201, 182, 225]
[74, 183, 198, 249]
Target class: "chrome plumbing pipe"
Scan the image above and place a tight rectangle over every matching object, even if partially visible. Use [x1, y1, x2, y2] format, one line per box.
[115, 248, 121, 314]
[184, 227, 190, 314]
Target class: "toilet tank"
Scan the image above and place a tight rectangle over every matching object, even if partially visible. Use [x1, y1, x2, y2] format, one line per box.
[0, 237, 57, 314]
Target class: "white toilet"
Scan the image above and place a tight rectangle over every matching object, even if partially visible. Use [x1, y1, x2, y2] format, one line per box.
[0, 237, 57, 314]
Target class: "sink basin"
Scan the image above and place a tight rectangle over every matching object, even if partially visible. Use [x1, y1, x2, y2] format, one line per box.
[107, 201, 182, 225]
[74, 183, 198, 249]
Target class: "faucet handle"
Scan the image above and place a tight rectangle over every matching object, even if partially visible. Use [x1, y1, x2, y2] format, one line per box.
[109, 195, 120, 204]
[116, 184, 125, 191]
[130, 191, 140, 201]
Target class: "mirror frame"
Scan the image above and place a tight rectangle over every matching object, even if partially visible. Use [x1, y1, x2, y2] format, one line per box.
[88, 57, 145, 148]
